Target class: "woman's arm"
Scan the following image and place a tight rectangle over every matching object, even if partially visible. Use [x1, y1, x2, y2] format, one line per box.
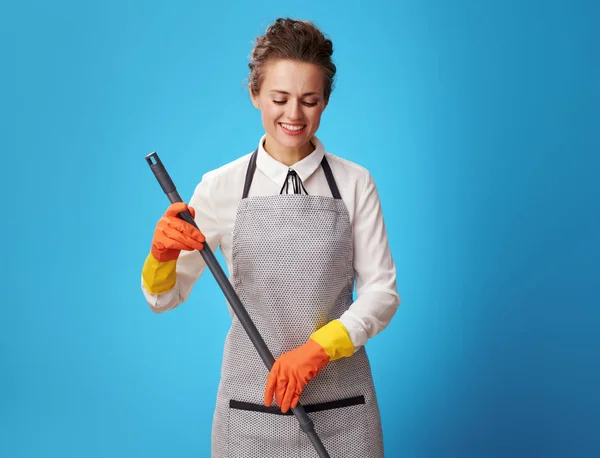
[140, 174, 222, 312]
[339, 171, 401, 350]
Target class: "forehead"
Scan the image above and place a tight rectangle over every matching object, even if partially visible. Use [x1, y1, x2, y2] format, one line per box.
[261, 59, 324, 95]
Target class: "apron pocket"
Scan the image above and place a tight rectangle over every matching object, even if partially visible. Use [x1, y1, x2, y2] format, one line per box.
[228, 400, 301, 458]
[299, 395, 369, 458]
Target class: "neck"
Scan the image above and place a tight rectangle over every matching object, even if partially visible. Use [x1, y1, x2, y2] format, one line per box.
[263, 136, 314, 166]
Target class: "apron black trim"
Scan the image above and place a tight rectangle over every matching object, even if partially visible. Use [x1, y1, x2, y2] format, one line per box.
[242, 148, 342, 200]
[229, 395, 365, 416]
[242, 148, 258, 200]
[320, 156, 342, 200]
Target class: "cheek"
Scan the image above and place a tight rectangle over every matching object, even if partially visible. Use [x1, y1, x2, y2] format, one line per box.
[261, 104, 283, 122]
[308, 108, 324, 125]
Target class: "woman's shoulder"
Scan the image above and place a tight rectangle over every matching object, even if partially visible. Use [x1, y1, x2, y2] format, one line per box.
[323, 150, 374, 188]
[325, 151, 370, 173]
[201, 151, 254, 183]
[190, 149, 256, 199]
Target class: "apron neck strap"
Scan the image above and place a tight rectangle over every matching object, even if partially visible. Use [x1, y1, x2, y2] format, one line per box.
[242, 149, 342, 200]
[242, 148, 259, 200]
[320, 154, 342, 199]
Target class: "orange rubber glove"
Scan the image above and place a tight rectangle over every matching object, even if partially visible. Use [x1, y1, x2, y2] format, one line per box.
[264, 339, 328, 414]
[264, 320, 355, 413]
[142, 202, 205, 294]
[151, 202, 205, 262]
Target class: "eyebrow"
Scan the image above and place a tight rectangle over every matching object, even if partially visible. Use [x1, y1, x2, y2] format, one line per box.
[269, 90, 320, 96]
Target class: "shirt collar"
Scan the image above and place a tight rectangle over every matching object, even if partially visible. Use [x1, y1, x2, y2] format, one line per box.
[255, 134, 326, 187]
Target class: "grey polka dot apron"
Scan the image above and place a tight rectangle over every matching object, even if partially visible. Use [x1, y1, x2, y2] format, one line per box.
[210, 150, 385, 457]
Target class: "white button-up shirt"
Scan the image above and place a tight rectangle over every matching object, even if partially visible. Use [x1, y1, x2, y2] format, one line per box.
[141, 135, 400, 351]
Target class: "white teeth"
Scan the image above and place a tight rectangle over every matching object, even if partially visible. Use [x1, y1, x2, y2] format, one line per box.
[281, 123, 305, 131]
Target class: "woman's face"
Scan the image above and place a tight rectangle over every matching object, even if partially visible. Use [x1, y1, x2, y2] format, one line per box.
[250, 59, 328, 158]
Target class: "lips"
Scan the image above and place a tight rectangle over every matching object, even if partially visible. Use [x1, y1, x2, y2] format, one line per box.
[279, 123, 306, 136]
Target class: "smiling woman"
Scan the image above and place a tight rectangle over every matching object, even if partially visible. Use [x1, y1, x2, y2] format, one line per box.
[250, 59, 327, 165]
[140, 17, 400, 458]
[247, 19, 335, 166]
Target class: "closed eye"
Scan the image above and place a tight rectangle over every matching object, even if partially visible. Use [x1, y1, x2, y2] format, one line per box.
[273, 100, 318, 107]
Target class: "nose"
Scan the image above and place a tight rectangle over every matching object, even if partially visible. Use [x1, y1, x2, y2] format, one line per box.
[287, 99, 303, 121]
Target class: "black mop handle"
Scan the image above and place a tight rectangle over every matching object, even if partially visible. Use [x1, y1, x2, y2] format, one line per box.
[145, 152, 330, 458]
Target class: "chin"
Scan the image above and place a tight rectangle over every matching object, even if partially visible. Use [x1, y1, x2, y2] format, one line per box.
[276, 130, 314, 148]
[278, 136, 307, 148]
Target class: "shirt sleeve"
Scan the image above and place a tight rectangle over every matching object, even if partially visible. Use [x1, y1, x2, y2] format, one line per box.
[338, 171, 401, 350]
[141, 173, 222, 312]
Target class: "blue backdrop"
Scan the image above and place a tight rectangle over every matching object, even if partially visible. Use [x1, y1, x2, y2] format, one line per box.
[2, 1, 598, 457]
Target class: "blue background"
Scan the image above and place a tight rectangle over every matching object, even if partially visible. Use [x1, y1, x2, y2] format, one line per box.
[2, 0, 598, 457]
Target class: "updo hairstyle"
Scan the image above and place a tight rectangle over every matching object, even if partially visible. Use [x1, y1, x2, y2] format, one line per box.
[248, 18, 336, 102]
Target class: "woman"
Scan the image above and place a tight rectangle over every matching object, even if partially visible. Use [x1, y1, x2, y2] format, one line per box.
[141, 18, 400, 458]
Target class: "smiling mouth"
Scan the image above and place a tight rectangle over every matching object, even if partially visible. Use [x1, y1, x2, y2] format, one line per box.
[279, 123, 306, 135]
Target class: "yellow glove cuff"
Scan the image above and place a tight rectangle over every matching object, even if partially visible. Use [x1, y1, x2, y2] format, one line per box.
[310, 319, 355, 361]
[141, 252, 177, 294]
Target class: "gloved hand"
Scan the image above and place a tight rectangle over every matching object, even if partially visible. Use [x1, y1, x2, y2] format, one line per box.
[264, 319, 355, 413]
[142, 202, 205, 294]
[150, 202, 205, 261]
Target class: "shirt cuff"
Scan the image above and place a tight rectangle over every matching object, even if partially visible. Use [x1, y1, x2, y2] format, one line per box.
[140, 275, 181, 312]
[338, 288, 400, 351]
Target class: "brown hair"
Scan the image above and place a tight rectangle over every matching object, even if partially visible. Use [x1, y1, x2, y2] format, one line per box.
[248, 18, 336, 101]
